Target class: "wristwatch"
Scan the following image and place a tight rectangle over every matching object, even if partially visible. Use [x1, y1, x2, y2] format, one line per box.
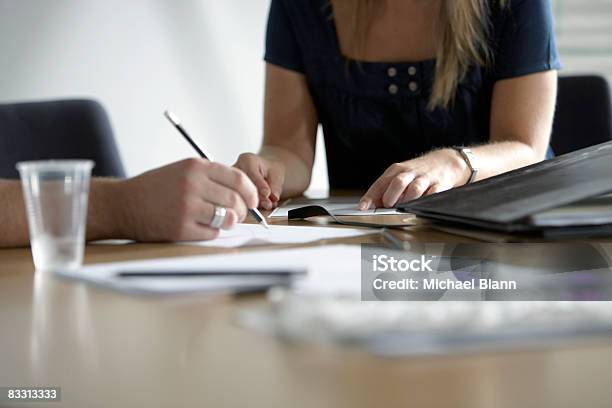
[452, 147, 478, 185]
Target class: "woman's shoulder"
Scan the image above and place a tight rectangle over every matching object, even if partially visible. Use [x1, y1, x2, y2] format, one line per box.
[276, 0, 330, 17]
[488, 0, 561, 80]
[488, 0, 557, 41]
[270, 0, 334, 46]
[489, 0, 555, 26]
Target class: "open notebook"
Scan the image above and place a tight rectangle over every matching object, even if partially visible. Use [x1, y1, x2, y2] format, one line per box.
[269, 197, 400, 218]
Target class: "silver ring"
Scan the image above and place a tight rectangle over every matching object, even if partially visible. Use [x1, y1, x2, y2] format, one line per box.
[210, 206, 227, 229]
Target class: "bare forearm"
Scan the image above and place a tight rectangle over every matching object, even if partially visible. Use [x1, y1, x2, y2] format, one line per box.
[0, 181, 29, 247]
[0, 179, 129, 248]
[86, 179, 130, 241]
[469, 140, 545, 182]
[473, 71, 556, 181]
[261, 64, 318, 198]
[260, 145, 312, 197]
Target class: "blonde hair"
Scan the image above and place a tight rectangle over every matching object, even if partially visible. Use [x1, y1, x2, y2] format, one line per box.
[338, 0, 504, 110]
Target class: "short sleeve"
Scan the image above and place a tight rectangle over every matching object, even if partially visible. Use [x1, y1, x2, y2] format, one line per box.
[264, 0, 305, 73]
[493, 0, 562, 80]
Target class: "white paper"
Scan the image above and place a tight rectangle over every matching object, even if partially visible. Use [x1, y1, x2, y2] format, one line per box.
[56, 245, 363, 295]
[269, 197, 400, 218]
[182, 223, 373, 248]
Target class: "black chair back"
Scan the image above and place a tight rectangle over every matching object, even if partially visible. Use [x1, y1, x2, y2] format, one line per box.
[0, 99, 125, 179]
[551, 75, 612, 155]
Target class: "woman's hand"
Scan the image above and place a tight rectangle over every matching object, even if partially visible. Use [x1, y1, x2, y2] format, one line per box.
[234, 153, 286, 210]
[359, 148, 470, 210]
[116, 158, 258, 242]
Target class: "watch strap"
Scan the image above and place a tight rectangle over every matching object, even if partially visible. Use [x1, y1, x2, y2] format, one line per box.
[453, 147, 478, 185]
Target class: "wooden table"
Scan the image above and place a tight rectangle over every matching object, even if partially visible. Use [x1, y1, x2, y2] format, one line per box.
[2, 215, 612, 408]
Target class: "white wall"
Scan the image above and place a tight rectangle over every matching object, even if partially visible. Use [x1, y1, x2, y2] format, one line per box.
[0, 0, 329, 190]
[553, 0, 612, 80]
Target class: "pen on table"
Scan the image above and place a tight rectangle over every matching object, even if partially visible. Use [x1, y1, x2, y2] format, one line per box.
[117, 270, 306, 278]
[164, 110, 269, 229]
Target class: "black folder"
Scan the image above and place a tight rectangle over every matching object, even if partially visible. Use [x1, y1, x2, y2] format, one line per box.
[397, 141, 612, 238]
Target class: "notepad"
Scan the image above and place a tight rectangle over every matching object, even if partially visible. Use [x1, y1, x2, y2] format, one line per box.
[269, 197, 400, 218]
[181, 224, 373, 248]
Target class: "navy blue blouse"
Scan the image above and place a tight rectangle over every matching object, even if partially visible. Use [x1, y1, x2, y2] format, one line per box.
[264, 0, 561, 189]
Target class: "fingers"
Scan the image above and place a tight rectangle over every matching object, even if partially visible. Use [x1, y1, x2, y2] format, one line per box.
[397, 176, 431, 203]
[173, 198, 239, 242]
[201, 178, 249, 222]
[361, 171, 434, 209]
[197, 203, 238, 230]
[267, 164, 285, 207]
[173, 223, 221, 242]
[259, 194, 274, 211]
[382, 172, 416, 208]
[359, 179, 388, 210]
[424, 182, 452, 197]
[367, 173, 428, 209]
[235, 153, 272, 205]
[205, 162, 258, 209]
[169, 192, 224, 240]
[359, 163, 407, 210]
[236, 155, 284, 211]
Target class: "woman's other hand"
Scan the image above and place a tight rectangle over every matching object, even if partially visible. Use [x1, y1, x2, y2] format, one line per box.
[234, 153, 286, 210]
[359, 148, 470, 210]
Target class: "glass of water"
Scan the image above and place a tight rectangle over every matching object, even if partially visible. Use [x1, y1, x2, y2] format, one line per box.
[17, 160, 94, 272]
